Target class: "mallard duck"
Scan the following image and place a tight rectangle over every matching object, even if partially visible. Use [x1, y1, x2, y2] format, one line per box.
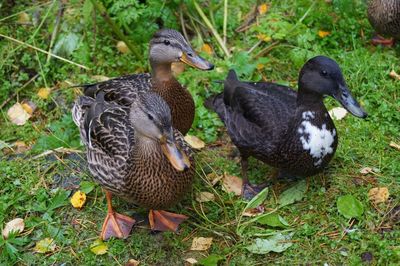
[206, 56, 367, 199]
[367, 0, 400, 46]
[73, 29, 214, 135]
[74, 91, 194, 240]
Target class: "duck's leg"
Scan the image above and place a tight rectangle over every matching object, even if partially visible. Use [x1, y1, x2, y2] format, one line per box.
[371, 34, 394, 47]
[148, 210, 188, 232]
[241, 157, 268, 200]
[100, 190, 135, 240]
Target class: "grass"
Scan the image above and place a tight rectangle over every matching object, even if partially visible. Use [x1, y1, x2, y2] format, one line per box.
[1, 0, 399, 265]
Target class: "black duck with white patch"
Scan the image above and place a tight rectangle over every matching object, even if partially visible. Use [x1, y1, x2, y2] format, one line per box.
[207, 56, 367, 198]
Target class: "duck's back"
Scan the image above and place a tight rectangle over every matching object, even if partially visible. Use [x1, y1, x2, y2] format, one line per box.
[207, 73, 297, 163]
[368, 0, 400, 38]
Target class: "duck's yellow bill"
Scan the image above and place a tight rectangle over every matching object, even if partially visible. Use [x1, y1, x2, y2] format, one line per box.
[180, 52, 214, 70]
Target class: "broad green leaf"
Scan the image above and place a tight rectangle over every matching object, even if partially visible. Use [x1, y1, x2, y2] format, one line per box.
[53, 33, 80, 57]
[245, 233, 294, 254]
[337, 195, 364, 219]
[278, 180, 307, 207]
[90, 239, 108, 255]
[48, 189, 70, 211]
[245, 187, 269, 210]
[80, 181, 95, 194]
[199, 254, 224, 266]
[256, 213, 289, 228]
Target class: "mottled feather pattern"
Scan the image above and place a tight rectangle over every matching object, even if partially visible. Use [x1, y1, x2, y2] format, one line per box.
[368, 0, 400, 38]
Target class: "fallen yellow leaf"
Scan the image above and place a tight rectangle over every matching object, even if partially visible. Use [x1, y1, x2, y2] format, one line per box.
[318, 30, 331, 38]
[222, 173, 242, 196]
[368, 187, 389, 204]
[257, 33, 272, 42]
[196, 192, 215, 203]
[257, 63, 265, 70]
[17, 12, 30, 24]
[190, 237, 213, 251]
[21, 101, 36, 115]
[34, 238, 56, 253]
[117, 41, 129, 54]
[70, 190, 86, 209]
[2, 218, 25, 239]
[185, 258, 198, 265]
[37, 87, 51, 99]
[201, 43, 213, 55]
[257, 3, 268, 15]
[184, 135, 205, 149]
[90, 239, 108, 255]
[7, 102, 31, 125]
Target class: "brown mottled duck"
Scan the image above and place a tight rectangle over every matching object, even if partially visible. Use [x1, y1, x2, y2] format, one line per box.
[73, 92, 194, 240]
[73, 28, 214, 135]
[367, 0, 400, 46]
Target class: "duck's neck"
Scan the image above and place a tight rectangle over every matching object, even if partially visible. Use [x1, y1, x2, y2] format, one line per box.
[150, 61, 174, 83]
[296, 87, 324, 108]
[132, 134, 162, 161]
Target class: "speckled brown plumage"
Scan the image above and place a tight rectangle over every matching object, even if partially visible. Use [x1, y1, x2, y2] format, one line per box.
[368, 0, 400, 39]
[74, 92, 194, 210]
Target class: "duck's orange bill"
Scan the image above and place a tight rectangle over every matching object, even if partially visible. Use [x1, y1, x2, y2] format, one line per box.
[160, 136, 191, 171]
[180, 52, 214, 70]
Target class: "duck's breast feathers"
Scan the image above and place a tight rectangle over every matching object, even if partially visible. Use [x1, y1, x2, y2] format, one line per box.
[79, 73, 152, 105]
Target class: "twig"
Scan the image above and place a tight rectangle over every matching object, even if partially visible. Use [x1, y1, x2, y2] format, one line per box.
[223, 0, 228, 45]
[253, 40, 280, 58]
[89, 0, 141, 59]
[0, 33, 90, 70]
[0, 74, 39, 110]
[179, 5, 189, 42]
[193, 0, 230, 58]
[46, 0, 65, 64]
[32, 147, 84, 160]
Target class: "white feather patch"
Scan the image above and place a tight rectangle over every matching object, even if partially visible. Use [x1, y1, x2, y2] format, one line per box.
[298, 111, 336, 166]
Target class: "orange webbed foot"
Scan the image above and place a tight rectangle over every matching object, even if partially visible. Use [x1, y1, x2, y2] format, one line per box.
[149, 210, 188, 232]
[100, 212, 135, 240]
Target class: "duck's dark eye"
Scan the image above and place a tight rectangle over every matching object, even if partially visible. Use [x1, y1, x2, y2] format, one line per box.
[163, 40, 170, 45]
[187, 52, 193, 57]
[147, 114, 154, 120]
[321, 70, 328, 76]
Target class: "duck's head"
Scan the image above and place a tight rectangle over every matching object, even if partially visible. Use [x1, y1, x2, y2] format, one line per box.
[129, 93, 191, 171]
[149, 29, 214, 71]
[299, 55, 367, 118]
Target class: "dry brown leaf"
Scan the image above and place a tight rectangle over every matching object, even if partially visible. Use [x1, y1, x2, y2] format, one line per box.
[184, 135, 205, 149]
[172, 62, 186, 75]
[37, 87, 51, 99]
[368, 187, 389, 204]
[196, 192, 215, 203]
[318, 30, 330, 38]
[7, 102, 31, 125]
[360, 167, 373, 175]
[2, 218, 25, 239]
[125, 259, 140, 266]
[222, 173, 242, 196]
[328, 107, 348, 120]
[190, 237, 213, 251]
[389, 70, 400, 80]
[70, 191, 86, 209]
[243, 207, 264, 217]
[201, 44, 213, 55]
[389, 141, 400, 151]
[14, 141, 29, 153]
[185, 258, 198, 265]
[257, 3, 268, 15]
[117, 41, 129, 54]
